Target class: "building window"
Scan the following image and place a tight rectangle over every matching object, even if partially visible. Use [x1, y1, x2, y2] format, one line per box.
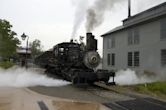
[111, 53, 115, 66]
[128, 51, 140, 67]
[134, 28, 140, 44]
[107, 54, 111, 66]
[128, 30, 133, 45]
[161, 49, 166, 66]
[161, 18, 166, 40]
[112, 37, 115, 48]
[107, 53, 115, 66]
[128, 28, 140, 45]
[107, 39, 111, 49]
[128, 52, 133, 66]
[134, 51, 140, 67]
[107, 37, 115, 49]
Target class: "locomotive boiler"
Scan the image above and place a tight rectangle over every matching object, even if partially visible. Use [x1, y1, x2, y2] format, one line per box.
[35, 33, 115, 85]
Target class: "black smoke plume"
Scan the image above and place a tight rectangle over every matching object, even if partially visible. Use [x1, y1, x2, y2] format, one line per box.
[86, 0, 125, 32]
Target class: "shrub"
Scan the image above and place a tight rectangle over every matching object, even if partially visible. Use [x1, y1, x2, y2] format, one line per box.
[0, 61, 14, 69]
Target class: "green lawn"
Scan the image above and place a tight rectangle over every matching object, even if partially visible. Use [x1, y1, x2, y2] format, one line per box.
[134, 81, 166, 98]
[0, 61, 14, 69]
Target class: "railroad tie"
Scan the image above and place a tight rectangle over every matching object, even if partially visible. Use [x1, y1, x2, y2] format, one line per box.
[37, 101, 49, 110]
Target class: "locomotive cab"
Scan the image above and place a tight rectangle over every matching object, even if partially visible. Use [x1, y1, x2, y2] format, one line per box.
[53, 42, 81, 66]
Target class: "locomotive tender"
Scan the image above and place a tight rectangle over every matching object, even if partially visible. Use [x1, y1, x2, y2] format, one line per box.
[35, 33, 115, 85]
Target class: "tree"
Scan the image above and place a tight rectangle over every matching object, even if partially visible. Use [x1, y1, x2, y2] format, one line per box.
[0, 19, 20, 60]
[29, 39, 43, 58]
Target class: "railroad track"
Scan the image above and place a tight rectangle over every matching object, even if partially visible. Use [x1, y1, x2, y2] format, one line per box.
[94, 82, 166, 110]
[94, 82, 140, 98]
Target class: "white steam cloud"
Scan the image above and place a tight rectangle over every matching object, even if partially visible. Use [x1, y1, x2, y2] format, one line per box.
[0, 67, 71, 87]
[71, 0, 89, 39]
[71, 0, 125, 36]
[71, 0, 166, 38]
[113, 69, 158, 85]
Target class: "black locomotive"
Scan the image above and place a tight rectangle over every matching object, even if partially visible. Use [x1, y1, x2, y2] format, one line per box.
[35, 33, 115, 85]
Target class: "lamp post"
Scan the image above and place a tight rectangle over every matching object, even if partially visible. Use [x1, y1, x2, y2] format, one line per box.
[21, 33, 29, 68]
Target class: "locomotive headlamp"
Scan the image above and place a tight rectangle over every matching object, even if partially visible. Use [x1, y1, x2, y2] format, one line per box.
[91, 56, 97, 64]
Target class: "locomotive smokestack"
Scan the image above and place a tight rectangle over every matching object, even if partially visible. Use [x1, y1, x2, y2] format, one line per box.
[86, 32, 97, 51]
[86, 33, 93, 39]
[128, 0, 131, 18]
[70, 39, 73, 43]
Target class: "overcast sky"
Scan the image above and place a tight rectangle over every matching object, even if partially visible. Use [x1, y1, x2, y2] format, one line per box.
[0, 0, 166, 54]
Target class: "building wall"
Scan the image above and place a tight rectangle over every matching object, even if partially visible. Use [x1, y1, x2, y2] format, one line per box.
[103, 17, 166, 74]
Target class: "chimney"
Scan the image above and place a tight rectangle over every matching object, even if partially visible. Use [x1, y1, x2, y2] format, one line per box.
[70, 39, 73, 43]
[86, 33, 92, 50]
[86, 33, 97, 51]
[128, 0, 131, 18]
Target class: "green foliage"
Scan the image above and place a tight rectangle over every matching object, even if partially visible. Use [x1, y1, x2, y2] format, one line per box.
[0, 19, 20, 60]
[134, 81, 166, 96]
[147, 82, 166, 94]
[29, 39, 43, 58]
[0, 61, 14, 69]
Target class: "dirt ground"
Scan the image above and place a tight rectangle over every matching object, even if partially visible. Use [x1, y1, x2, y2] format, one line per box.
[52, 101, 109, 110]
[0, 87, 110, 110]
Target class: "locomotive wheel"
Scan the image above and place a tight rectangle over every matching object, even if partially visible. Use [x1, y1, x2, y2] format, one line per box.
[72, 77, 79, 84]
[104, 78, 109, 84]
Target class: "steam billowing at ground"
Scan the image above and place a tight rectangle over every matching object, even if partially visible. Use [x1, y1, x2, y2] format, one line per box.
[113, 69, 166, 85]
[0, 67, 71, 87]
[0, 66, 165, 87]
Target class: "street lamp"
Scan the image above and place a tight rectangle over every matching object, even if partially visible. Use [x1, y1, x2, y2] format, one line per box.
[21, 33, 29, 68]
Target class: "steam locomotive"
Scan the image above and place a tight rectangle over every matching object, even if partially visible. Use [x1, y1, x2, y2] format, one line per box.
[35, 33, 115, 85]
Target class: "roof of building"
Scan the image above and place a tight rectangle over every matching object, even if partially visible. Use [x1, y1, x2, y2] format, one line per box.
[102, 26, 124, 36]
[102, 2, 166, 37]
[16, 47, 31, 54]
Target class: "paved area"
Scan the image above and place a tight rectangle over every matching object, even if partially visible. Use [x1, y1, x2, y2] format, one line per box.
[0, 67, 165, 110]
[0, 85, 165, 110]
[29, 85, 166, 110]
[0, 87, 109, 110]
[29, 85, 134, 103]
[104, 97, 166, 110]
